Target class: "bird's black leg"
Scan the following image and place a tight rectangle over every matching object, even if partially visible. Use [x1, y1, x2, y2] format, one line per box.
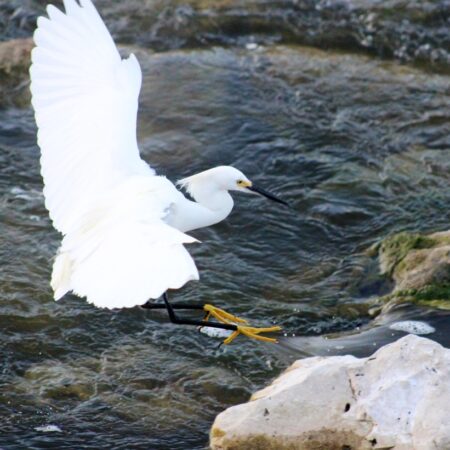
[142, 293, 282, 344]
[146, 292, 238, 332]
[141, 302, 204, 311]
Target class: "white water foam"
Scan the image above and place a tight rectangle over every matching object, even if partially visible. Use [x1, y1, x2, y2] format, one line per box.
[389, 320, 435, 335]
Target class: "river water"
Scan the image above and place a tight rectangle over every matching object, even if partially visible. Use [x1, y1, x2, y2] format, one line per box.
[0, 1, 449, 449]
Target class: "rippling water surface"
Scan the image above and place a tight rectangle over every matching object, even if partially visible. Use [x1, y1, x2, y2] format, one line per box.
[0, 1, 450, 449]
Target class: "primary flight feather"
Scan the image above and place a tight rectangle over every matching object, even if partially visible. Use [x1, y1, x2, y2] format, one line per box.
[30, 0, 288, 323]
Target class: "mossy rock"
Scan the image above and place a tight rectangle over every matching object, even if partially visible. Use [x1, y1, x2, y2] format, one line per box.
[405, 284, 450, 302]
[379, 284, 450, 311]
[415, 299, 450, 310]
[371, 231, 450, 309]
[377, 232, 438, 276]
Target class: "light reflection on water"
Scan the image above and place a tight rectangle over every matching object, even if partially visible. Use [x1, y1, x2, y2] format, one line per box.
[0, 44, 449, 448]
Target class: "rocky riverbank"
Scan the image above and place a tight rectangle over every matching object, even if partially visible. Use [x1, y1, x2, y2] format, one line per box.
[1, 0, 449, 71]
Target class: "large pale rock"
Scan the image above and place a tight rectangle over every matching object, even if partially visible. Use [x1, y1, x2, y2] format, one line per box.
[210, 335, 450, 450]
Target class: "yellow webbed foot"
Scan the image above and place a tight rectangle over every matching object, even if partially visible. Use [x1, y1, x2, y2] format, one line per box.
[203, 304, 248, 325]
[202, 304, 282, 344]
[222, 325, 282, 345]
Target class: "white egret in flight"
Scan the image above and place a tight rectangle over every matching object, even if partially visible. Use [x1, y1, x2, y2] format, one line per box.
[30, 0, 287, 344]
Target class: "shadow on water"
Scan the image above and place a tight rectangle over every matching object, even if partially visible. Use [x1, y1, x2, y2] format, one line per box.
[0, 1, 449, 449]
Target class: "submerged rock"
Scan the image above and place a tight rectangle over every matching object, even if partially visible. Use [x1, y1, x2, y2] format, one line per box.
[13, 341, 251, 434]
[0, 37, 33, 108]
[211, 335, 450, 450]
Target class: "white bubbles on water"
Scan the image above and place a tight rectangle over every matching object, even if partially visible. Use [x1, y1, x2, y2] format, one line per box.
[245, 42, 258, 51]
[34, 425, 63, 433]
[199, 327, 233, 339]
[389, 320, 435, 335]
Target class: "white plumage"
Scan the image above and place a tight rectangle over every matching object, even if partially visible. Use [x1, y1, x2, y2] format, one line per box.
[31, 0, 200, 308]
[31, 0, 285, 311]
[31, 0, 151, 234]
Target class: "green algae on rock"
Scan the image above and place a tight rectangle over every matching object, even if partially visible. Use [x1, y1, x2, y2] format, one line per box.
[375, 232, 436, 276]
[373, 230, 450, 309]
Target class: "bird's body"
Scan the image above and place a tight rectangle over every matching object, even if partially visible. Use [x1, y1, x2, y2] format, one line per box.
[49, 167, 244, 308]
[30, 0, 286, 343]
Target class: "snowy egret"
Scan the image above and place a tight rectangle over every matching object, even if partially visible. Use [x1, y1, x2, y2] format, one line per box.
[30, 0, 287, 344]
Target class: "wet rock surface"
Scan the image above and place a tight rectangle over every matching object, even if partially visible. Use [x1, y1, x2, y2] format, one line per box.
[211, 335, 450, 450]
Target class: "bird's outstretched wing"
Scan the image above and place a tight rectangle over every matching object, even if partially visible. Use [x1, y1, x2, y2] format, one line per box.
[31, 0, 152, 234]
[31, 0, 200, 308]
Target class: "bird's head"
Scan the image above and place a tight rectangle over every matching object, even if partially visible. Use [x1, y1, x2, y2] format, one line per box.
[178, 166, 289, 206]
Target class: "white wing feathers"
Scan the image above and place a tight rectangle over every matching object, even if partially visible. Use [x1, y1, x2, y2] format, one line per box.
[31, 0, 199, 308]
[31, 0, 150, 234]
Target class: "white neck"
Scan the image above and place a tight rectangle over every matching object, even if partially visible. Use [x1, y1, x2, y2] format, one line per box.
[169, 189, 234, 233]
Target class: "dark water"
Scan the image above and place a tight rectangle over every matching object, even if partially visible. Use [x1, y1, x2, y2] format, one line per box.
[1, 1, 450, 449]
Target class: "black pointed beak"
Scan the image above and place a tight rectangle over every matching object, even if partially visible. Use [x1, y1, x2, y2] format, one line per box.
[247, 185, 290, 207]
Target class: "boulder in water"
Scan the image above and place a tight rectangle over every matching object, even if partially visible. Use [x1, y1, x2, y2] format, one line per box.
[211, 335, 450, 450]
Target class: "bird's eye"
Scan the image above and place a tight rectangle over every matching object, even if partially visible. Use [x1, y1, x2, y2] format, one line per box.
[237, 180, 243, 185]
